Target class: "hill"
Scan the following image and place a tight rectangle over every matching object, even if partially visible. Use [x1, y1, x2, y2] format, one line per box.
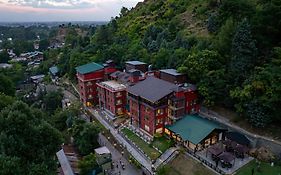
[53, 0, 281, 128]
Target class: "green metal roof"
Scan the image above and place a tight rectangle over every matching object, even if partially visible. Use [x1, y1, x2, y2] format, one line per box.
[49, 66, 59, 75]
[166, 115, 222, 144]
[75, 62, 104, 74]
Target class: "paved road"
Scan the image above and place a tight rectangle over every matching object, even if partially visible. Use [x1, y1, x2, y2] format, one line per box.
[87, 108, 153, 174]
[98, 134, 142, 175]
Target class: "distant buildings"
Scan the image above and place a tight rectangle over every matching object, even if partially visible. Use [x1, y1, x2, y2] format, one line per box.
[0, 63, 12, 69]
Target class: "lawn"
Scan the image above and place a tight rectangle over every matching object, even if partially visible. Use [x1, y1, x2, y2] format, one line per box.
[152, 136, 174, 153]
[121, 128, 161, 160]
[236, 160, 281, 175]
[158, 153, 216, 175]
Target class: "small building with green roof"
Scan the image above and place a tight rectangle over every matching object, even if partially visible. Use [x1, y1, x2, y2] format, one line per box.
[165, 114, 226, 151]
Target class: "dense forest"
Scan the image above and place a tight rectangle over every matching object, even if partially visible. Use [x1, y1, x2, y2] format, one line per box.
[51, 0, 281, 128]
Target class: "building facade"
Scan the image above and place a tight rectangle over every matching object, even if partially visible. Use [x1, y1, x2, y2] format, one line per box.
[159, 69, 187, 84]
[97, 80, 127, 117]
[125, 61, 148, 73]
[76, 62, 105, 106]
[128, 77, 178, 136]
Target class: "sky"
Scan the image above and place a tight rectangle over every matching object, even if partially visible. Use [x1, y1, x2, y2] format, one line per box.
[0, 0, 142, 22]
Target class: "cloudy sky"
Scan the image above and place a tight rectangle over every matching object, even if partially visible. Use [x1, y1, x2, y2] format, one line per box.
[0, 0, 141, 22]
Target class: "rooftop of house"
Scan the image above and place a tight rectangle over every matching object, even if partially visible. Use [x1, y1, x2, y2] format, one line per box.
[56, 149, 75, 175]
[30, 74, 45, 80]
[166, 115, 224, 144]
[128, 76, 178, 103]
[0, 63, 12, 69]
[76, 62, 104, 75]
[126, 60, 147, 65]
[160, 69, 184, 76]
[99, 80, 126, 91]
[94, 146, 111, 155]
[110, 71, 132, 85]
[49, 66, 59, 75]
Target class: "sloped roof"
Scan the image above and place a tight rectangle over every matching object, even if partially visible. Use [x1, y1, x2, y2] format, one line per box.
[127, 76, 178, 103]
[56, 149, 75, 175]
[49, 66, 59, 75]
[166, 115, 223, 144]
[160, 69, 184, 76]
[76, 62, 104, 74]
[126, 61, 147, 65]
[95, 146, 110, 155]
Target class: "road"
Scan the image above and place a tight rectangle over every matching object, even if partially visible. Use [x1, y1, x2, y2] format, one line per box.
[98, 134, 142, 175]
[87, 108, 153, 174]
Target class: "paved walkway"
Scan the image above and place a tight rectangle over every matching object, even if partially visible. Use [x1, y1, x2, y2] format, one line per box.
[154, 147, 179, 169]
[98, 133, 142, 175]
[87, 108, 153, 174]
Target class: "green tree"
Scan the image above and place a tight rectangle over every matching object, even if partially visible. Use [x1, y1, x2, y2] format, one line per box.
[0, 50, 9, 63]
[179, 50, 226, 106]
[71, 121, 100, 155]
[0, 101, 63, 174]
[78, 153, 98, 175]
[230, 18, 257, 85]
[39, 39, 50, 51]
[43, 90, 63, 112]
[0, 93, 14, 110]
[0, 74, 15, 96]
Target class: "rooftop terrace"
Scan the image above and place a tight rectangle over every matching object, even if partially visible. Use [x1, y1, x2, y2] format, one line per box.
[99, 80, 126, 91]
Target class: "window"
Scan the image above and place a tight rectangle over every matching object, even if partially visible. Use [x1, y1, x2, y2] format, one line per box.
[116, 100, 122, 105]
[87, 82, 92, 86]
[116, 92, 121, 97]
[144, 115, 149, 121]
[145, 106, 150, 112]
[156, 109, 164, 116]
[156, 118, 163, 125]
[145, 125, 150, 132]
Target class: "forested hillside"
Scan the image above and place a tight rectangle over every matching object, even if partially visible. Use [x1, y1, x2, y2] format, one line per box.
[53, 0, 281, 128]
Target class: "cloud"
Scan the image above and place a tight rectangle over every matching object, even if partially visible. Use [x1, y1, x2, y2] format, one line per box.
[2, 0, 97, 9]
[0, 0, 142, 21]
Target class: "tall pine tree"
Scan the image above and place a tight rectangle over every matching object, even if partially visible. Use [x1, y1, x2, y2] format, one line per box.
[230, 18, 257, 85]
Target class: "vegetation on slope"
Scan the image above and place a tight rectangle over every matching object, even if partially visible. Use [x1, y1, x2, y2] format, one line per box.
[49, 0, 281, 128]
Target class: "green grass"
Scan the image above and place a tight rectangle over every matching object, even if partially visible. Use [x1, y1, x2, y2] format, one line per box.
[236, 160, 281, 175]
[121, 128, 161, 160]
[152, 136, 174, 153]
[157, 153, 216, 175]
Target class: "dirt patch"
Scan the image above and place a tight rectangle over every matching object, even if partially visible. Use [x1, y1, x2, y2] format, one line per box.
[167, 153, 216, 175]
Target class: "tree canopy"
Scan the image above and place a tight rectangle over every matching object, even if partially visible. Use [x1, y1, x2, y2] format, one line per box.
[0, 101, 63, 174]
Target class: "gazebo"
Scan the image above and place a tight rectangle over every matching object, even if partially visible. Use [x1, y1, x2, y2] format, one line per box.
[234, 144, 249, 159]
[206, 145, 224, 161]
[218, 152, 235, 168]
